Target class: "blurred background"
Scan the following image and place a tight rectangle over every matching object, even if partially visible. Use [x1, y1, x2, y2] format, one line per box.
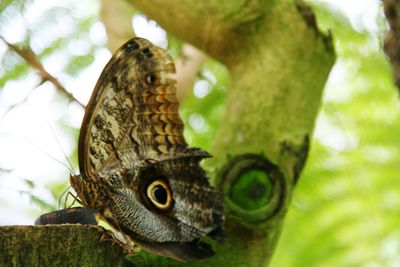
[0, 0, 398, 266]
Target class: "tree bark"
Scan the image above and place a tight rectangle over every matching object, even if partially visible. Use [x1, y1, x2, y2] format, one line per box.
[0, 225, 125, 267]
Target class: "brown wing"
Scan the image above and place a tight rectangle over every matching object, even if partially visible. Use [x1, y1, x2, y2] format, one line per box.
[78, 37, 189, 180]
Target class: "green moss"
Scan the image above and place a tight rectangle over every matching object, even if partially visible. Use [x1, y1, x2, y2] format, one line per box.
[230, 169, 272, 210]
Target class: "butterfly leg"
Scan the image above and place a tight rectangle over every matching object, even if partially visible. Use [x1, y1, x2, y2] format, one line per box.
[63, 190, 82, 208]
[99, 227, 137, 254]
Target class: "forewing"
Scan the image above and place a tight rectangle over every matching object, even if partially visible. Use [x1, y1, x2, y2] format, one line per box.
[79, 37, 188, 180]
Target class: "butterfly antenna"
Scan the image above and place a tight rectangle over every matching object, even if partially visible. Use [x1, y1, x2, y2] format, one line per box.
[26, 138, 73, 173]
[47, 121, 75, 174]
[58, 186, 71, 209]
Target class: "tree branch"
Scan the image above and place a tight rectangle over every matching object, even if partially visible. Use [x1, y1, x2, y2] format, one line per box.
[99, 0, 206, 103]
[0, 36, 85, 108]
[100, 0, 136, 52]
[127, 0, 263, 63]
[172, 44, 206, 102]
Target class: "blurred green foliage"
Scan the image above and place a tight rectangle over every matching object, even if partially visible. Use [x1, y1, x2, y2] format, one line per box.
[270, 2, 400, 267]
[0, 0, 101, 213]
[180, 58, 230, 149]
[0, 0, 399, 266]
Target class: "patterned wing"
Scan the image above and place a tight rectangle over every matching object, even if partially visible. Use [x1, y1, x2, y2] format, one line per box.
[79, 38, 190, 180]
[74, 37, 224, 261]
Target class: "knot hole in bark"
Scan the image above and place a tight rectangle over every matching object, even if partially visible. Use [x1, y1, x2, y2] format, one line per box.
[218, 154, 285, 225]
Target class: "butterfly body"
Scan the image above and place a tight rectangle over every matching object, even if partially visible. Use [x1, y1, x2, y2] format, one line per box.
[71, 37, 223, 261]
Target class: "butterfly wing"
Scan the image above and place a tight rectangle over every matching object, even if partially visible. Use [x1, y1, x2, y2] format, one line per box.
[79, 37, 191, 180]
[75, 37, 223, 261]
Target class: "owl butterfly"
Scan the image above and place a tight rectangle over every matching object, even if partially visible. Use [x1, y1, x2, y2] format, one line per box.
[70, 37, 224, 261]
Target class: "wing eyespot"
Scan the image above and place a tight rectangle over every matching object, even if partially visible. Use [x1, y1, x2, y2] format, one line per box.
[142, 47, 153, 59]
[125, 40, 140, 53]
[146, 179, 173, 210]
[146, 74, 157, 85]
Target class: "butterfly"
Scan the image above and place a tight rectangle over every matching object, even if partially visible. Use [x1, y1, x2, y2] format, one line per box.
[70, 37, 224, 261]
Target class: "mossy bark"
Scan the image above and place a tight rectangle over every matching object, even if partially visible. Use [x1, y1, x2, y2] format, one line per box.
[0, 225, 125, 267]
[0, 1, 335, 266]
